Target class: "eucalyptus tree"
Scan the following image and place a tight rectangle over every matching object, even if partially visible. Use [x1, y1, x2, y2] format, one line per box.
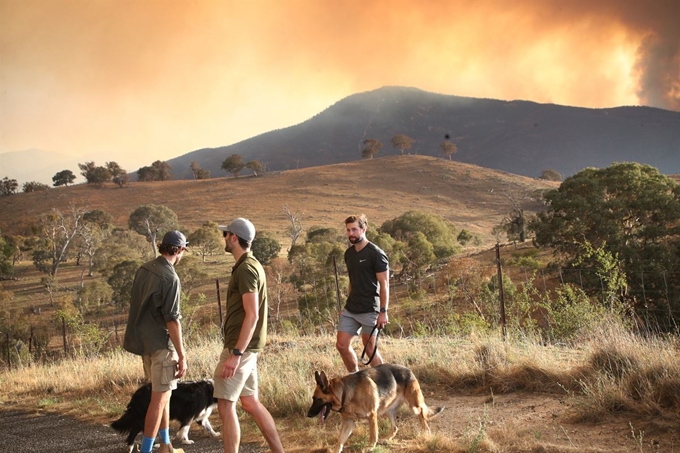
[391, 134, 415, 155]
[361, 138, 382, 159]
[440, 141, 458, 160]
[246, 160, 263, 177]
[52, 169, 76, 187]
[128, 204, 179, 257]
[190, 161, 210, 180]
[380, 210, 460, 260]
[106, 161, 129, 187]
[251, 231, 281, 265]
[76, 209, 113, 276]
[187, 221, 223, 262]
[0, 177, 18, 196]
[22, 181, 50, 192]
[222, 154, 245, 178]
[32, 204, 87, 277]
[530, 162, 680, 328]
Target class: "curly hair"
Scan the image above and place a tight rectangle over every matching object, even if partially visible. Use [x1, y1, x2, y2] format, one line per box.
[158, 243, 183, 256]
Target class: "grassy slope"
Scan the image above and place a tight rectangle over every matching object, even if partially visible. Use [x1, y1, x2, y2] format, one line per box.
[3, 158, 680, 452]
[0, 155, 557, 243]
[1, 155, 557, 319]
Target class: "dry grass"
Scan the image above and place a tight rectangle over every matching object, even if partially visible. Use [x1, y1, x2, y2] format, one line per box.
[1, 321, 679, 452]
[569, 322, 680, 423]
[2, 157, 679, 451]
[0, 155, 557, 244]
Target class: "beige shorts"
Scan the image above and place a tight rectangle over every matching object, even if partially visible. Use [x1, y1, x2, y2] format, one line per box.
[142, 348, 178, 392]
[213, 348, 258, 401]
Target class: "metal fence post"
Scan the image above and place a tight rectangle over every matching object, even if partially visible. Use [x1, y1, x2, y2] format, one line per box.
[496, 243, 507, 341]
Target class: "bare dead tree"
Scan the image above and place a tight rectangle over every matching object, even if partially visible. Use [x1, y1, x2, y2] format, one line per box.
[34, 204, 87, 277]
[282, 205, 304, 247]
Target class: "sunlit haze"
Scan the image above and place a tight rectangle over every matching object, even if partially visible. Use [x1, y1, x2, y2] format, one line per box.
[1, 0, 678, 183]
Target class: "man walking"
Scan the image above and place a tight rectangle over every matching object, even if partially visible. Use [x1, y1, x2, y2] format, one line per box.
[336, 214, 390, 373]
[123, 230, 189, 453]
[214, 218, 284, 453]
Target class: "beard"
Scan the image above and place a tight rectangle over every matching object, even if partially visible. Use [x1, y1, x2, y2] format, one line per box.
[172, 250, 185, 266]
[349, 235, 363, 244]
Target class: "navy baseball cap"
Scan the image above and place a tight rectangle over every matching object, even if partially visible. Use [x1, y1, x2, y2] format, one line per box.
[162, 230, 188, 248]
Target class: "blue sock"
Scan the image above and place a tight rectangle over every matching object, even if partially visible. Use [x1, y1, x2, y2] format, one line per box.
[141, 436, 155, 453]
[159, 427, 171, 444]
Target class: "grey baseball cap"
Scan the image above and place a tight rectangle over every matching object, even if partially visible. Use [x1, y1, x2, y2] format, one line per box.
[218, 218, 256, 243]
[162, 230, 188, 248]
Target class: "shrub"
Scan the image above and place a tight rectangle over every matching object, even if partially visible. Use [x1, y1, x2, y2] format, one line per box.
[540, 285, 610, 343]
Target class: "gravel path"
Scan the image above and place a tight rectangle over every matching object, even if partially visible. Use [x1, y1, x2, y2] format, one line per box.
[0, 409, 266, 453]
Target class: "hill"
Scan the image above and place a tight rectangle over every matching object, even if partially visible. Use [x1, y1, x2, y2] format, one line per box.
[0, 149, 84, 187]
[167, 86, 680, 180]
[0, 155, 556, 245]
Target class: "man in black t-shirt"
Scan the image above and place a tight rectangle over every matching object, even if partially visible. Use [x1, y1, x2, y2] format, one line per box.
[336, 214, 390, 372]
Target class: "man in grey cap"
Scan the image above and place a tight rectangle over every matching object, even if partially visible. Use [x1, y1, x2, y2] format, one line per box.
[123, 230, 189, 453]
[214, 218, 284, 453]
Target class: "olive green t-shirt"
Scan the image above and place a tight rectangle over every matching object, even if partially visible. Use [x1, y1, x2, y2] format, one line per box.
[123, 256, 182, 355]
[222, 252, 268, 352]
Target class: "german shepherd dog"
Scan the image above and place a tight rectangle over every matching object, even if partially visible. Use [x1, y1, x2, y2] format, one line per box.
[307, 364, 444, 453]
[111, 379, 219, 453]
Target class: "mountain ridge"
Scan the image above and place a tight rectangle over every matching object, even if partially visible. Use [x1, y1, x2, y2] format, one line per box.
[3, 87, 679, 186]
[167, 86, 680, 180]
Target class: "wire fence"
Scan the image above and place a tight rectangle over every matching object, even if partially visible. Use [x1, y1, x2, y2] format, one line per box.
[3, 247, 679, 369]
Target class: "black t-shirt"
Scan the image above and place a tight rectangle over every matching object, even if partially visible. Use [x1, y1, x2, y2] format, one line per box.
[344, 242, 389, 314]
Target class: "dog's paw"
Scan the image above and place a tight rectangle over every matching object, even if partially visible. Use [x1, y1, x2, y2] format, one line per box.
[179, 439, 194, 445]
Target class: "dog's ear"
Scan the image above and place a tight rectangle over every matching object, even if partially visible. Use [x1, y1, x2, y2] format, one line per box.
[315, 370, 330, 393]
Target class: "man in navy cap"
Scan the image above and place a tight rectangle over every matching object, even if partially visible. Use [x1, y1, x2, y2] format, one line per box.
[213, 218, 284, 453]
[123, 230, 189, 453]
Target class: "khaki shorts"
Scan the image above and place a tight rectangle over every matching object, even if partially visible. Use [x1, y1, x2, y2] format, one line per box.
[142, 348, 178, 392]
[213, 348, 258, 401]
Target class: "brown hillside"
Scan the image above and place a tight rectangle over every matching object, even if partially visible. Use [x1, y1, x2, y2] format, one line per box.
[0, 156, 557, 246]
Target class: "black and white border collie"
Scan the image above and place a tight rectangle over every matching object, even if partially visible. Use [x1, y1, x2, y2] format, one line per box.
[111, 379, 219, 452]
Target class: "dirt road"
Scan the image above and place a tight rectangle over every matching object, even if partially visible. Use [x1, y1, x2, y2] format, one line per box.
[2, 392, 677, 453]
[0, 409, 264, 453]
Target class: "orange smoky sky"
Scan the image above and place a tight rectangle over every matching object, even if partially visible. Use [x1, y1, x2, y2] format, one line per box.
[1, 0, 678, 173]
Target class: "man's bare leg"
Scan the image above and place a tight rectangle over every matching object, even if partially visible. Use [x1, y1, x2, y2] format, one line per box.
[360, 333, 383, 366]
[336, 331, 359, 372]
[240, 395, 284, 453]
[218, 398, 240, 453]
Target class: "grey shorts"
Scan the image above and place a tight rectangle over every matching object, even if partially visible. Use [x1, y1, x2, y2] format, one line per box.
[212, 348, 258, 401]
[338, 309, 379, 336]
[142, 348, 178, 392]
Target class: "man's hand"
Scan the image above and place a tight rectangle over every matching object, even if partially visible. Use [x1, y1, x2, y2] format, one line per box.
[377, 312, 388, 329]
[220, 354, 241, 379]
[175, 355, 187, 378]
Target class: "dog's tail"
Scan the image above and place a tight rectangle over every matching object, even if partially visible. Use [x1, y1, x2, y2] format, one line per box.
[424, 405, 445, 420]
[110, 412, 135, 435]
[415, 403, 444, 434]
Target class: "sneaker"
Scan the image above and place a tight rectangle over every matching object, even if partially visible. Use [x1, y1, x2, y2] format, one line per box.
[158, 444, 185, 453]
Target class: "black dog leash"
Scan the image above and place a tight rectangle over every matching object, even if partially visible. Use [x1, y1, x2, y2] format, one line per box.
[360, 325, 382, 366]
